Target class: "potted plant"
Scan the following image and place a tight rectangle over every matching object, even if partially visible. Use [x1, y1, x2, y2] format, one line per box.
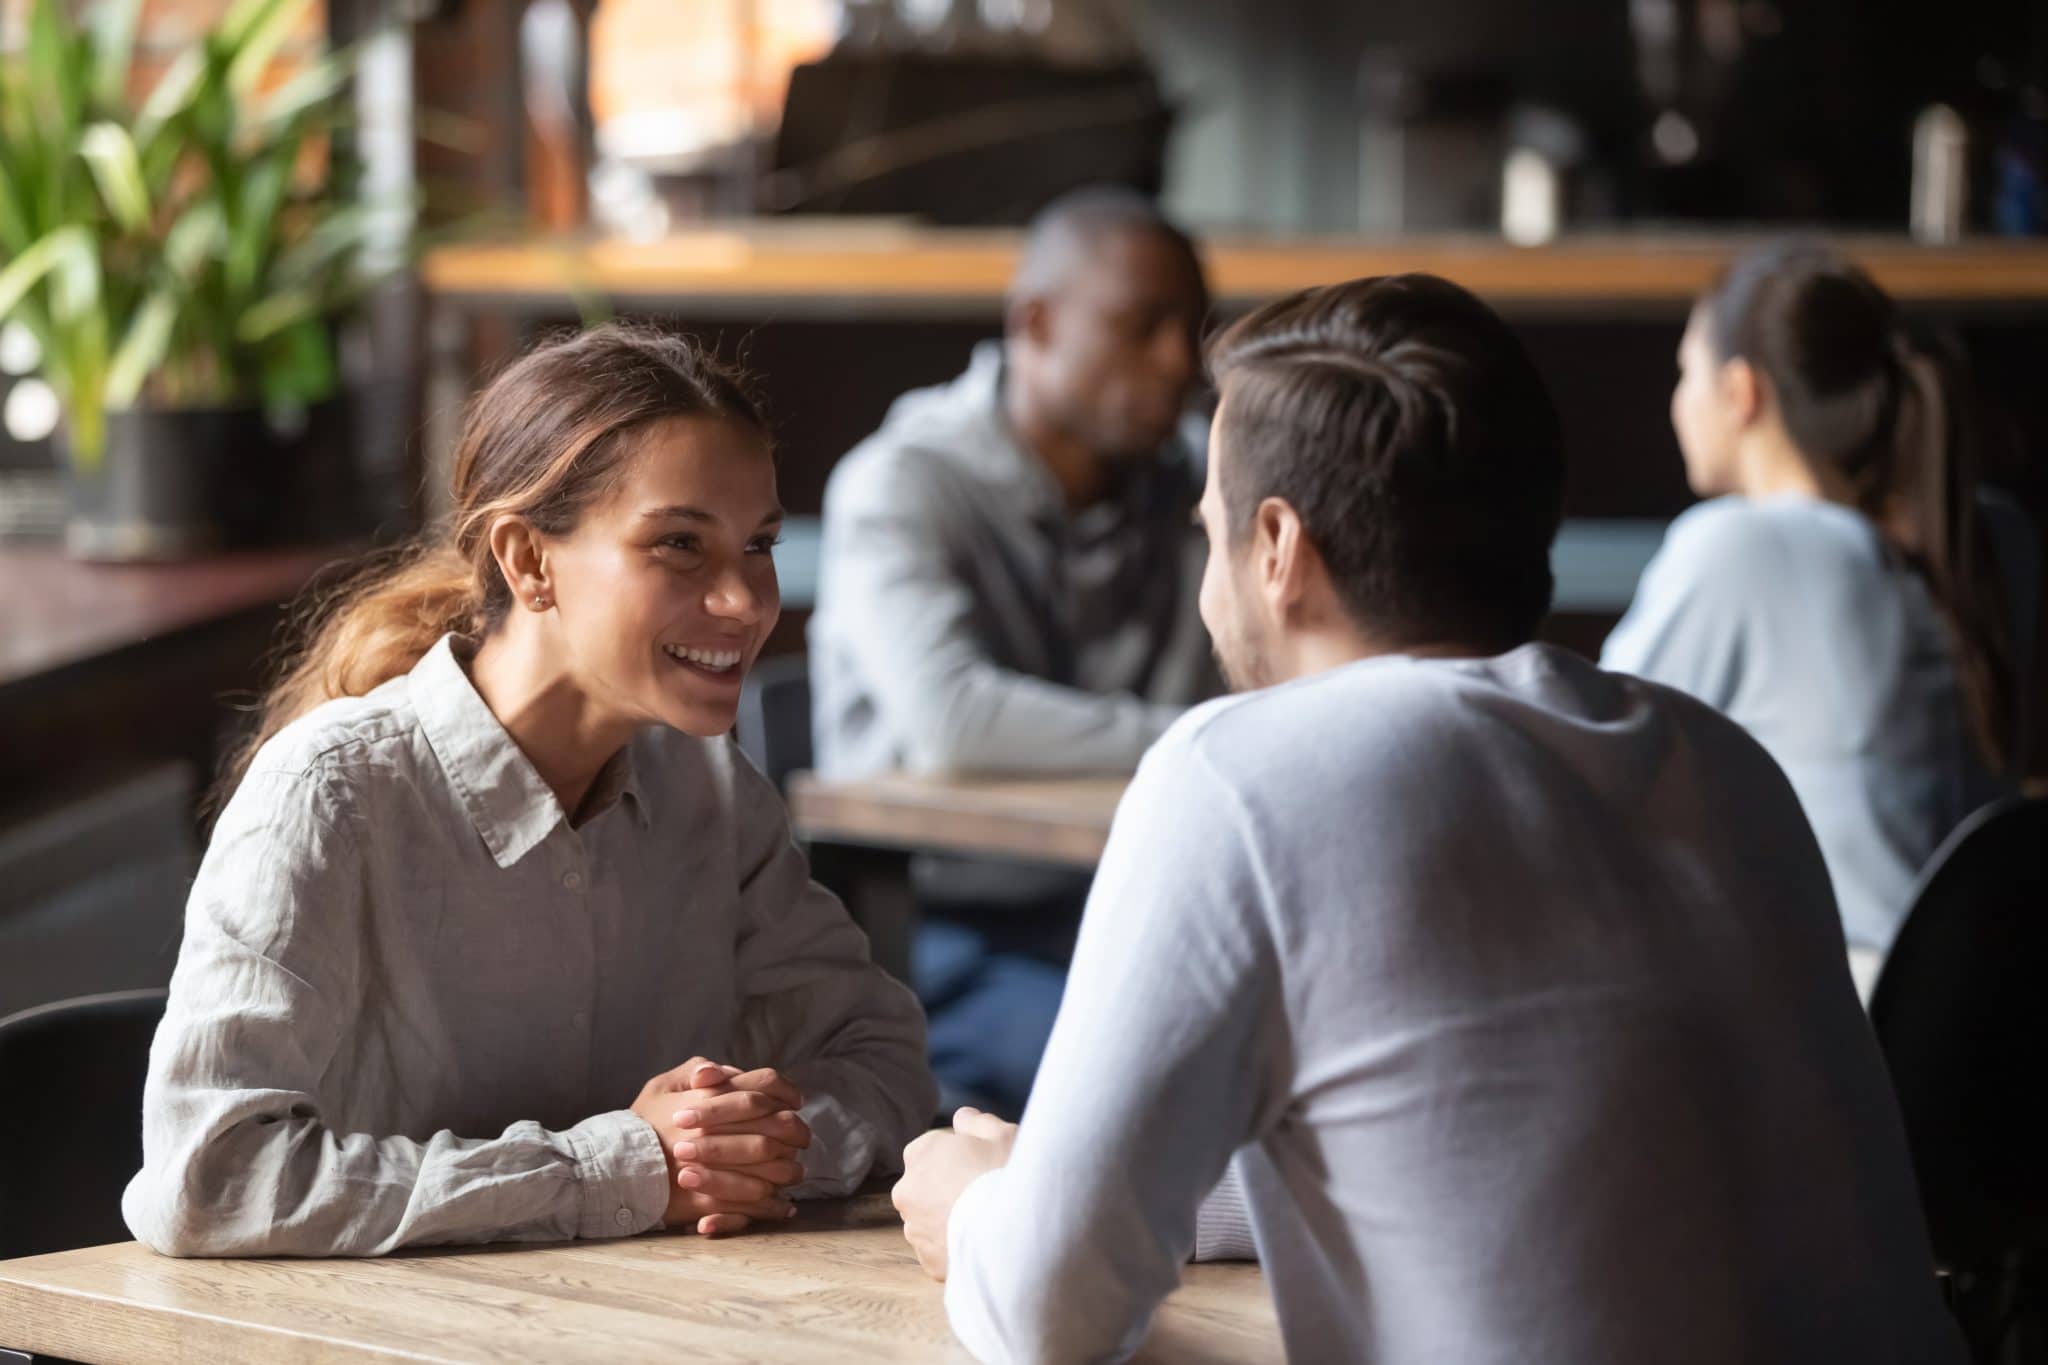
[0, 0, 381, 558]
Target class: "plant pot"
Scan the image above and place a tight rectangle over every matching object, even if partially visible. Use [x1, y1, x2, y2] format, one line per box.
[60, 399, 360, 561]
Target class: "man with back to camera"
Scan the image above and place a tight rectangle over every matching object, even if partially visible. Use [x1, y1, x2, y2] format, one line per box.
[890, 273, 1965, 1364]
[808, 187, 1221, 1117]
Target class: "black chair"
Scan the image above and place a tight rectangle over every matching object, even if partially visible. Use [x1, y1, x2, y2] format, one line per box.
[736, 652, 813, 793]
[0, 988, 167, 1262]
[1871, 798, 2048, 1363]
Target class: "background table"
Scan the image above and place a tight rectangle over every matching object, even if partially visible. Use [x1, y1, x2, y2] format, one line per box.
[0, 1193, 1278, 1363]
[788, 773, 1129, 981]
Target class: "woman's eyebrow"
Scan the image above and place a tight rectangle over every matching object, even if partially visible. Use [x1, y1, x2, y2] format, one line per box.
[641, 504, 717, 524]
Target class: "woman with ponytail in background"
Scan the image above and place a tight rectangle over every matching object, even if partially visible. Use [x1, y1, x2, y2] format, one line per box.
[123, 325, 933, 1257]
[1604, 241, 2026, 993]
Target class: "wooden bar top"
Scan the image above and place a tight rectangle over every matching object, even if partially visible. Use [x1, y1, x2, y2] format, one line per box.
[422, 226, 2048, 315]
[788, 771, 1128, 867]
[0, 1193, 1278, 1363]
[0, 544, 351, 693]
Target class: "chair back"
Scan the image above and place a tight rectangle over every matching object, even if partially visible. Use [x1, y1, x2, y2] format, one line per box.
[736, 652, 814, 792]
[1871, 798, 2048, 1271]
[0, 988, 167, 1260]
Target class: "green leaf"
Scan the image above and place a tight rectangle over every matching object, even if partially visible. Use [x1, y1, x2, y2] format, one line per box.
[79, 122, 150, 231]
[0, 226, 91, 321]
[104, 286, 175, 406]
[89, 0, 146, 109]
[25, 0, 82, 143]
[235, 286, 316, 344]
[0, 162, 34, 251]
[250, 48, 354, 137]
[224, 0, 315, 98]
[163, 201, 225, 279]
[134, 48, 206, 148]
[259, 314, 333, 408]
[226, 144, 293, 295]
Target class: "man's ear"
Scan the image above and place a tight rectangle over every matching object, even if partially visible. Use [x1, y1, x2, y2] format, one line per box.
[1255, 496, 1314, 619]
[1722, 357, 1763, 429]
[1006, 294, 1052, 351]
[486, 513, 552, 613]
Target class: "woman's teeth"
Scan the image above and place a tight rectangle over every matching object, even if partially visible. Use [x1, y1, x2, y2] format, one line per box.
[665, 644, 741, 672]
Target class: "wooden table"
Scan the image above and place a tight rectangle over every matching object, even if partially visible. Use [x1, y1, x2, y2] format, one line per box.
[0, 1193, 1277, 1363]
[787, 773, 1128, 982]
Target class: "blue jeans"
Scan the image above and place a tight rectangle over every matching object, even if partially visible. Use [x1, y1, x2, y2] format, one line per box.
[909, 858, 1090, 1120]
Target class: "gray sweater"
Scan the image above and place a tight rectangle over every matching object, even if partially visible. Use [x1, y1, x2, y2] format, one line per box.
[810, 342, 1220, 779]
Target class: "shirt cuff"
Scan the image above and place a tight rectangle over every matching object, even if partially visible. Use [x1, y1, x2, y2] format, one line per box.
[785, 1092, 882, 1200]
[945, 1166, 1005, 1281]
[565, 1110, 670, 1239]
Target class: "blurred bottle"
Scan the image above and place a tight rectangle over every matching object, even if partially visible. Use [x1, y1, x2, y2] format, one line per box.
[1911, 103, 1969, 243]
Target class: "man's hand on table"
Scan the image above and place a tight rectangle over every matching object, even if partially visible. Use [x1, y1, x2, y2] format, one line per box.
[631, 1059, 813, 1237]
[893, 1106, 1020, 1280]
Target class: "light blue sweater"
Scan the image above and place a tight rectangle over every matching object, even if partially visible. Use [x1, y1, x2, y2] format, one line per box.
[1602, 495, 2006, 952]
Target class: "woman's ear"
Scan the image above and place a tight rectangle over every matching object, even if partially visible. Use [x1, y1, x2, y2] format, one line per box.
[1721, 357, 1764, 429]
[486, 513, 553, 613]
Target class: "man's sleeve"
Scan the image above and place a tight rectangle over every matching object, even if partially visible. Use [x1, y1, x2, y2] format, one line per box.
[820, 449, 1182, 775]
[942, 728, 1287, 1361]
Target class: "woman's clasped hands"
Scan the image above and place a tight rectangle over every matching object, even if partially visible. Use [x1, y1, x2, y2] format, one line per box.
[632, 1058, 812, 1237]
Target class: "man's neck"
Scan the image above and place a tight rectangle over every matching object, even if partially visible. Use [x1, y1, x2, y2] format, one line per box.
[1004, 379, 1112, 511]
[467, 624, 633, 821]
[1284, 624, 1508, 682]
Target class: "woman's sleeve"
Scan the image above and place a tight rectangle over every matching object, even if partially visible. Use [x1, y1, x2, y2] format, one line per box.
[725, 753, 937, 1197]
[122, 766, 670, 1257]
[1600, 502, 1762, 710]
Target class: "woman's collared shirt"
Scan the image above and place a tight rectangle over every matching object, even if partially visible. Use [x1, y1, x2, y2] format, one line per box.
[123, 635, 933, 1257]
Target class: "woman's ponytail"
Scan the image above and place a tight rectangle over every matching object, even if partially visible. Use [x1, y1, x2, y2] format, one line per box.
[1889, 337, 2015, 772]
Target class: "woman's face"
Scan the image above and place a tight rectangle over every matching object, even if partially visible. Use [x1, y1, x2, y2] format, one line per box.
[1671, 306, 1744, 497]
[543, 414, 782, 738]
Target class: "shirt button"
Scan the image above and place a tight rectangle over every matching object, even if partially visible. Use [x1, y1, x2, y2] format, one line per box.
[562, 869, 584, 891]
[615, 1208, 632, 1228]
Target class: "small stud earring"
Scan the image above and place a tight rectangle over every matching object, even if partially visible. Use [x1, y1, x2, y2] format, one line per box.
[532, 594, 550, 610]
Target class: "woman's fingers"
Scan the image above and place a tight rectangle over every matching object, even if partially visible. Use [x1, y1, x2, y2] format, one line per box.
[672, 1133, 803, 1167]
[683, 1110, 813, 1147]
[695, 1212, 751, 1238]
[672, 1089, 784, 1129]
[677, 1163, 784, 1203]
[675, 1189, 793, 1222]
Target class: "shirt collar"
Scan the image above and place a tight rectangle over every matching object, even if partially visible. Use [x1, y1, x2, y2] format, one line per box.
[410, 635, 652, 869]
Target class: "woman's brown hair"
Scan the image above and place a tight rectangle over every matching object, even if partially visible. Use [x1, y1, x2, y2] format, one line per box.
[1702, 239, 2015, 771]
[220, 323, 766, 797]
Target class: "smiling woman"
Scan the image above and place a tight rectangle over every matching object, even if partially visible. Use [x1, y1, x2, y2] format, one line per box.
[121, 324, 933, 1259]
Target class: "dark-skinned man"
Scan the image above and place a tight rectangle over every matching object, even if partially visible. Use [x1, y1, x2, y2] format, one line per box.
[810, 188, 1221, 1117]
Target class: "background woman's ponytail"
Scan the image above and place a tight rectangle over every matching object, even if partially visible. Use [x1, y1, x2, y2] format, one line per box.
[1704, 240, 2016, 772]
[217, 324, 765, 801]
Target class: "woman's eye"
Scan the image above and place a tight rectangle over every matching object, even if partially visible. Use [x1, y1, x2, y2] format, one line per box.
[747, 535, 784, 555]
[660, 534, 701, 553]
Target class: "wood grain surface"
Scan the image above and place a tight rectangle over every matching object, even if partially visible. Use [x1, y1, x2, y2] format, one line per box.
[787, 772, 1128, 867]
[422, 227, 2048, 313]
[0, 1193, 1278, 1363]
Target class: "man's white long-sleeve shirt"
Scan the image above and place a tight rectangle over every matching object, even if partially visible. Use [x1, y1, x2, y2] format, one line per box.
[943, 645, 1962, 1364]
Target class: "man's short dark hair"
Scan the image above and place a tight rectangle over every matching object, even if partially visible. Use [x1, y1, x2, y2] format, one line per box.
[1009, 185, 1204, 304]
[1207, 274, 1565, 650]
